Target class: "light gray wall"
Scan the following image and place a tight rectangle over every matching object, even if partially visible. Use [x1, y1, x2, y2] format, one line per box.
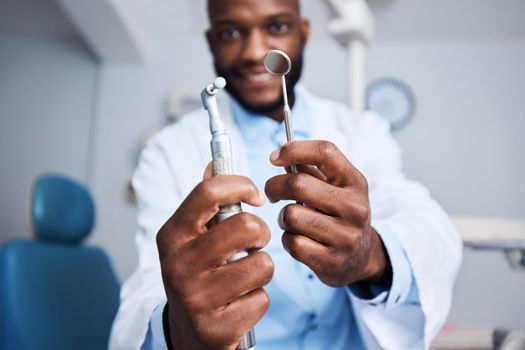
[0, 34, 98, 241]
[368, 39, 525, 219]
[367, 39, 525, 329]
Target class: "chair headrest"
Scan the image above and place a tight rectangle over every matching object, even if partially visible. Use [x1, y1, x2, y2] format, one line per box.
[31, 174, 95, 245]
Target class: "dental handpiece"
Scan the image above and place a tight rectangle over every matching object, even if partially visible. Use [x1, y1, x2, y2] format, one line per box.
[201, 77, 256, 350]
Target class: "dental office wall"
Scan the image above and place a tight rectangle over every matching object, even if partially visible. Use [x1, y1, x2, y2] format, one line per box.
[0, 0, 97, 241]
[367, 40, 525, 329]
[1, 0, 524, 332]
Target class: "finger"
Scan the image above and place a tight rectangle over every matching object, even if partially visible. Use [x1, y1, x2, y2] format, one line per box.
[270, 140, 366, 188]
[265, 172, 350, 216]
[161, 176, 265, 246]
[203, 161, 213, 180]
[203, 252, 274, 309]
[203, 162, 218, 230]
[188, 176, 266, 229]
[282, 232, 329, 269]
[285, 164, 328, 182]
[219, 288, 270, 341]
[190, 213, 271, 268]
[196, 288, 270, 348]
[278, 204, 342, 246]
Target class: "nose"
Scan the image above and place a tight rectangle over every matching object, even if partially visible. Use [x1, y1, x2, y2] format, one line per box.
[240, 29, 269, 64]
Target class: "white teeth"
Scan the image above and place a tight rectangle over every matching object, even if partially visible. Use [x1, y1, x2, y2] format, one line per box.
[246, 73, 272, 82]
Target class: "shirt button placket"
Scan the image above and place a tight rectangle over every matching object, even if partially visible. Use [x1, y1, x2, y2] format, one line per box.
[308, 312, 318, 331]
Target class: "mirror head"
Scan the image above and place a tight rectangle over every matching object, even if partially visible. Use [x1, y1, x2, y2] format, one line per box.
[264, 50, 292, 76]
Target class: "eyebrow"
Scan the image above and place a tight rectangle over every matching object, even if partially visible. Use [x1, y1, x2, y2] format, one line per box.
[211, 11, 297, 28]
[267, 13, 297, 21]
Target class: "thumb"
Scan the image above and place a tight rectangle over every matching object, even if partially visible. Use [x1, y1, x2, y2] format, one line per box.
[203, 161, 215, 230]
[203, 161, 213, 180]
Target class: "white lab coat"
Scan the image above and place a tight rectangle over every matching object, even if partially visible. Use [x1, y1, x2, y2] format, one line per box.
[109, 89, 462, 350]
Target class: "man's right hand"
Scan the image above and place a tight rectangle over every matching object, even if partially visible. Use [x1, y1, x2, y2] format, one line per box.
[157, 175, 273, 350]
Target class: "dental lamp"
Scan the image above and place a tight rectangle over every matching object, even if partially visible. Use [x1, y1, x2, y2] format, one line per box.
[322, 0, 376, 113]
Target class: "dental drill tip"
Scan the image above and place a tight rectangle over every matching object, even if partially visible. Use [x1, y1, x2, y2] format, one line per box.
[214, 77, 227, 90]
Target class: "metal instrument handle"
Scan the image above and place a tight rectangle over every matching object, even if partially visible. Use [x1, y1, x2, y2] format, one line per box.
[283, 105, 298, 174]
[211, 145, 256, 350]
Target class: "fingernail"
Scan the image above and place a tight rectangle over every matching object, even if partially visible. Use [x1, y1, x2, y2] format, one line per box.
[258, 190, 266, 204]
[277, 209, 285, 229]
[270, 148, 280, 162]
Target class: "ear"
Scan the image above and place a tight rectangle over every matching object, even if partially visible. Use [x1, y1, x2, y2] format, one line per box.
[299, 18, 310, 47]
[205, 28, 215, 54]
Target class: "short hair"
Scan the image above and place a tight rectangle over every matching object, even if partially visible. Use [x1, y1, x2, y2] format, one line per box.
[207, 0, 301, 23]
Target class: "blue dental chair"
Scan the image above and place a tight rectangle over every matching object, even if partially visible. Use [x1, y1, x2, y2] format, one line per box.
[0, 174, 120, 350]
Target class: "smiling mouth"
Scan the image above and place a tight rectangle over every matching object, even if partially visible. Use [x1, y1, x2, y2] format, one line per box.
[241, 72, 277, 84]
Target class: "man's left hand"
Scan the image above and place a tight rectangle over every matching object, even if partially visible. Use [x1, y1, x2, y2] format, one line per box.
[265, 140, 392, 288]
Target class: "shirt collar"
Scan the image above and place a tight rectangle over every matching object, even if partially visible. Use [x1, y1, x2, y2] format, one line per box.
[231, 84, 311, 145]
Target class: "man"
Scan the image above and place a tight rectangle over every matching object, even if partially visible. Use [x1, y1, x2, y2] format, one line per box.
[110, 0, 462, 349]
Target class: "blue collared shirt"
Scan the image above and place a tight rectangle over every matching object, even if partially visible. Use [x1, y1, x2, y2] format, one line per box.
[142, 86, 419, 350]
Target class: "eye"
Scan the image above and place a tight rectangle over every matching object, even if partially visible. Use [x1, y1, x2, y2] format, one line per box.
[269, 22, 290, 34]
[218, 28, 241, 41]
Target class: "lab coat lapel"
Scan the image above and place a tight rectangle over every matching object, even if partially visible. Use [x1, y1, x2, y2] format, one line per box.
[307, 92, 356, 167]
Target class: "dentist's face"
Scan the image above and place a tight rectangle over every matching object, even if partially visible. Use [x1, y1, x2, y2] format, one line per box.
[206, 0, 309, 115]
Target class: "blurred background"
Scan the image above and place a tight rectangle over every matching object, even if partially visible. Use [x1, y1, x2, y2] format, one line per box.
[1, 0, 524, 346]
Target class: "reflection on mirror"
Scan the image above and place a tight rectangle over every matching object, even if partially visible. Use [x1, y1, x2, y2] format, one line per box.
[264, 50, 291, 76]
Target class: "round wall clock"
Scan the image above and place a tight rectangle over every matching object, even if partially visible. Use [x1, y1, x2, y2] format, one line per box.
[366, 78, 416, 130]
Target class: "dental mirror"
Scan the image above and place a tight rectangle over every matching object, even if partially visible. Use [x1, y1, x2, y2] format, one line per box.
[264, 49, 297, 174]
[264, 49, 291, 76]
